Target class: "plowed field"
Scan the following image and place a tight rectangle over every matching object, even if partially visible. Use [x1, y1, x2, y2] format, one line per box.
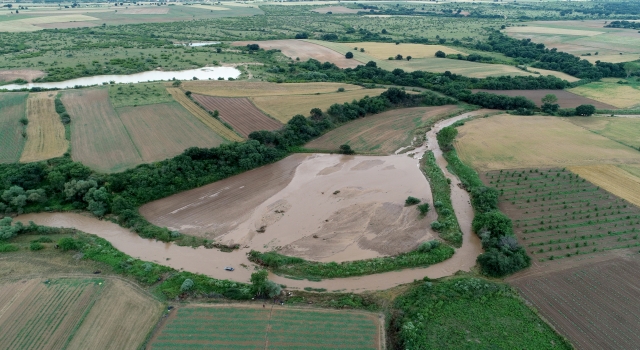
[117, 102, 227, 163]
[191, 94, 282, 137]
[306, 105, 461, 154]
[0, 92, 28, 163]
[149, 305, 381, 349]
[20, 92, 68, 163]
[167, 88, 243, 142]
[62, 88, 142, 173]
[471, 89, 615, 109]
[510, 257, 640, 350]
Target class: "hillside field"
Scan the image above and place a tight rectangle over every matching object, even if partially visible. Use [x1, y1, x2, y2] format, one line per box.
[0, 277, 162, 350]
[0, 92, 28, 163]
[455, 114, 640, 171]
[306, 105, 461, 154]
[149, 305, 381, 349]
[568, 116, 640, 149]
[20, 92, 68, 163]
[569, 81, 640, 109]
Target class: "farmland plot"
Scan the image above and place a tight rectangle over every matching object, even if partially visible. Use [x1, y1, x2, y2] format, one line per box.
[569, 116, 640, 150]
[62, 88, 142, 173]
[484, 168, 640, 264]
[0, 92, 28, 163]
[20, 92, 68, 163]
[149, 305, 381, 349]
[191, 94, 282, 137]
[455, 114, 640, 171]
[117, 102, 227, 163]
[471, 89, 615, 109]
[232, 40, 361, 68]
[306, 105, 460, 154]
[569, 82, 640, 109]
[511, 257, 640, 350]
[181, 81, 363, 98]
[569, 165, 640, 208]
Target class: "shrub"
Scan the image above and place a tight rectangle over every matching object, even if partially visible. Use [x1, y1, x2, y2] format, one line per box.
[345, 52, 354, 59]
[405, 196, 421, 206]
[431, 221, 444, 231]
[339, 144, 354, 154]
[30, 242, 44, 251]
[417, 203, 430, 215]
[576, 104, 596, 116]
[435, 50, 446, 58]
[180, 278, 194, 292]
[57, 237, 78, 251]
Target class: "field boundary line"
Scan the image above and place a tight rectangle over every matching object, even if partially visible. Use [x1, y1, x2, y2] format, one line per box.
[264, 304, 274, 350]
[247, 97, 283, 124]
[111, 101, 144, 160]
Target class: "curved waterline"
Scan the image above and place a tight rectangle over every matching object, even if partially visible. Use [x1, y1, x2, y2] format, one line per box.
[1, 66, 241, 91]
[15, 110, 487, 292]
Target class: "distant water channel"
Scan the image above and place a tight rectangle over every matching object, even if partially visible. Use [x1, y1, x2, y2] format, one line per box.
[1, 66, 241, 91]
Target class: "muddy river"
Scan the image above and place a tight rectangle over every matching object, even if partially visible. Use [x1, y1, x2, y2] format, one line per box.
[15, 110, 486, 292]
[1, 66, 240, 91]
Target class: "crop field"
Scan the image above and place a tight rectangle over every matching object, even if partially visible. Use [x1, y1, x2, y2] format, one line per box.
[568, 116, 640, 149]
[0, 14, 99, 32]
[167, 88, 243, 142]
[232, 40, 361, 68]
[149, 305, 381, 349]
[251, 88, 388, 123]
[62, 88, 142, 173]
[20, 92, 68, 163]
[504, 20, 640, 58]
[0, 277, 162, 350]
[569, 82, 640, 109]
[471, 89, 615, 109]
[511, 257, 640, 350]
[117, 102, 227, 163]
[191, 94, 283, 137]
[0, 278, 103, 349]
[455, 114, 640, 171]
[180, 81, 363, 98]
[306, 105, 460, 154]
[484, 167, 640, 264]
[0, 92, 28, 163]
[109, 83, 175, 108]
[569, 165, 640, 208]
[343, 42, 462, 60]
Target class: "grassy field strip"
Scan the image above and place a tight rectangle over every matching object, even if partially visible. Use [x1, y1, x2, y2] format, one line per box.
[568, 116, 640, 150]
[20, 92, 68, 163]
[0, 92, 28, 163]
[63, 89, 143, 173]
[251, 88, 387, 123]
[569, 165, 640, 208]
[167, 87, 243, 142]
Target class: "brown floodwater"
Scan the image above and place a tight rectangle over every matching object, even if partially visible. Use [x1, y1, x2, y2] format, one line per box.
[14, 110, 487, 292]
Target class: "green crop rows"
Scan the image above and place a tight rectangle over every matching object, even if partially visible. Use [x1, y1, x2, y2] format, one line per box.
[150, 307, 378, 349]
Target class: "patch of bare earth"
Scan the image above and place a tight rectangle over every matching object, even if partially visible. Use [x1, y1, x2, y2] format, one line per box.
[311, 6, 360, 14]
[0, 69, 45, 82]
[34, 21, 99, 29]
[232, 40, 361, 69]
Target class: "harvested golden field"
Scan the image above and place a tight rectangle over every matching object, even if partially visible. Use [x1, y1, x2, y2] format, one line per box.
[117, 102, 227, 163]
[233, 40, 361, 68]
[167, 88, 243, 142]
[252, 88, 387, 123]
[347, 42, 462, 59]
[62, 88, 142, 173]
[568, 116, 640, 149]
[0, 15, 99, 32]
[306, 105, 461, 154]
[20, 92, 68, 163]
[66, 278, 163, 350]
[0, 278, 102, 349]
[455, 114, 640, 171]
[0, 92, 28, 163]
[180, 81, 363, 97]
[569, 83, 640, 109]
[568, 165, 640, 208]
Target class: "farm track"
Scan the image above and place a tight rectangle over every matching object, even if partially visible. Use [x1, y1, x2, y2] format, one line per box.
[191, 94, 282, 137]
[167, 87, 244, 142]
[20, 92, 68, 163]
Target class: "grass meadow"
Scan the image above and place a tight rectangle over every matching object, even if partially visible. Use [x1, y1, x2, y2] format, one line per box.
[0, 92, 28, 163]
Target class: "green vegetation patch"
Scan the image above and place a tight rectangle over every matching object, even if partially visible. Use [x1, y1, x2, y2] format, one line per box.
[394, 277, 572, 349]
[108, 83, 174, 108]
[248, 243, 454, 279]
[0, 92, 28, 163]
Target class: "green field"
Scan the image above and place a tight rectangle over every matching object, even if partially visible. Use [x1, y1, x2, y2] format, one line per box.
[109, 82, 175, 108]
[394, 277, 572, 349]
[0, 93, 28, 163]
[569, 116, 640, 149]
[150, 306, 380, 349]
